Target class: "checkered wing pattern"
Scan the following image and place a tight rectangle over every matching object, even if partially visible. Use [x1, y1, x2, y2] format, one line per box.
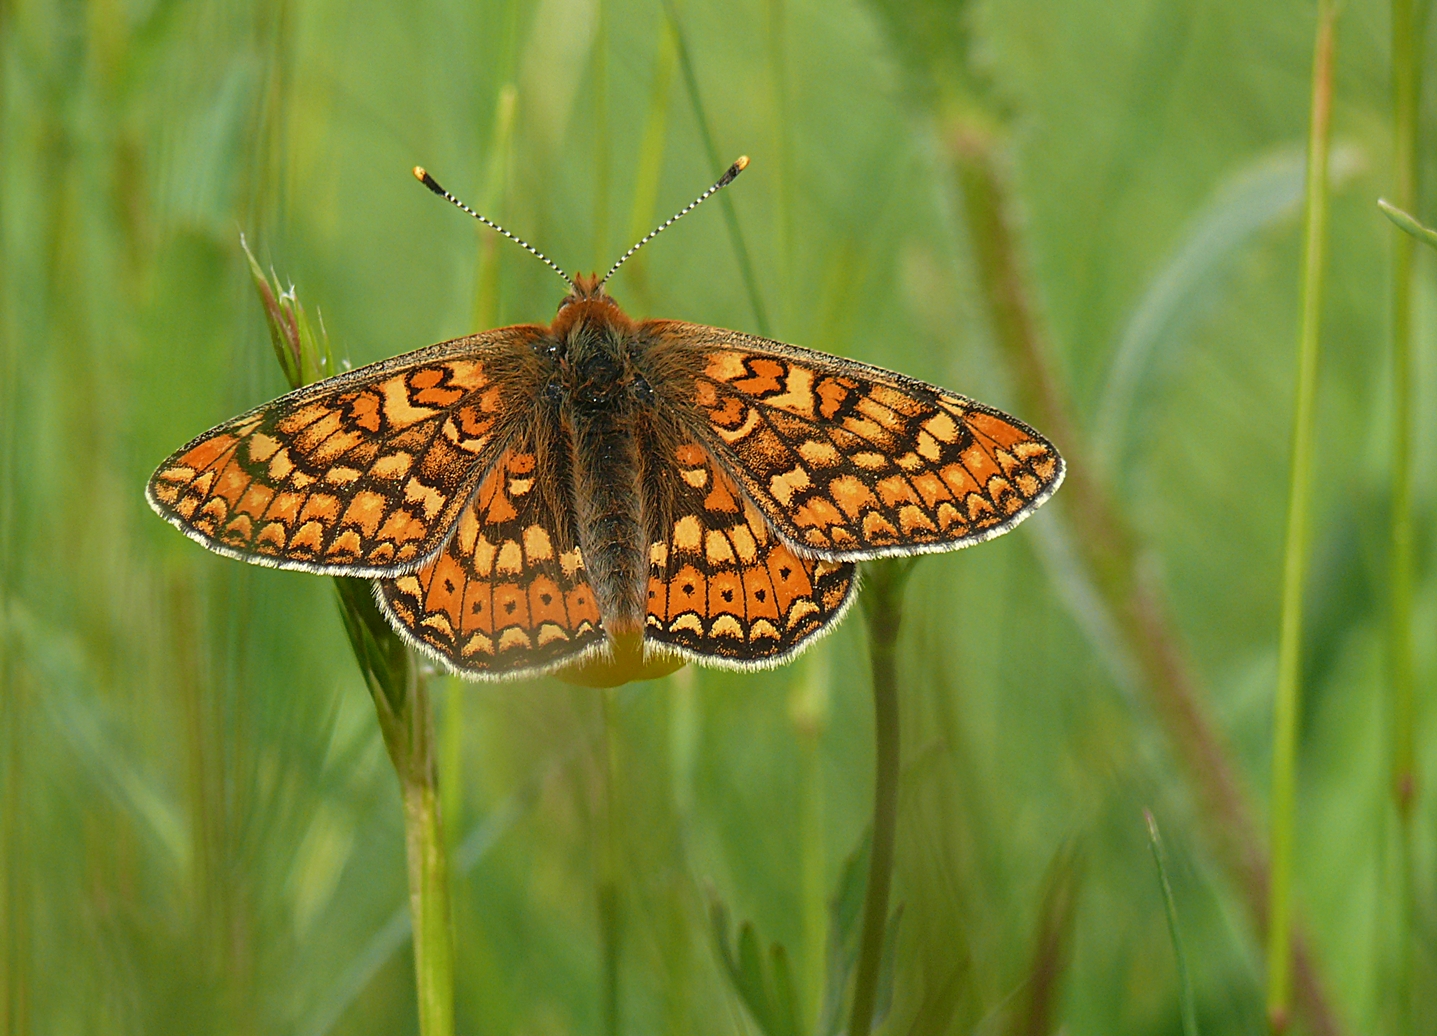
[146, 328, 545, 576]
[647, 323, 1065, 560]
[644, 440, 856, 669]
[377, 420, 605, 679]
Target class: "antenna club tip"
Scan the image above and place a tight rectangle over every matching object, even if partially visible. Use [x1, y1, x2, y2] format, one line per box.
[717, 156, 750, 188]
[414, 167, 447, 197]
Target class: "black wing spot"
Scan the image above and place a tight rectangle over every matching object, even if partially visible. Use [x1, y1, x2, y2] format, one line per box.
[682, 582, 695, 595]
[504, 600, 517, 615]
[754, 589, 767, 602]
[778, 566, 792, 581]
[471, 601, 483, 614]
[720, 588, 734, 603]
[443, 578, 456, 593]
[540, 592, 553, 606]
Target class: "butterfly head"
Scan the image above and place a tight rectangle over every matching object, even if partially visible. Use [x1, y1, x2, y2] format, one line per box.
[551, 272, 630, 338]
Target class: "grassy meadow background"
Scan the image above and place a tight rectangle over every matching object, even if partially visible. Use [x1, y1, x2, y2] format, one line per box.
[2, 0, 1435, 1032]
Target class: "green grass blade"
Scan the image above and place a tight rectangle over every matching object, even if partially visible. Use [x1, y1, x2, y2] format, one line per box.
[1378, 198, 1437, 251]
[660, 0, 771, 335]
[1095, 145, 1359, 471]
[1266, 3, 1336, 1028]
[1145, 810, 1199, 1036]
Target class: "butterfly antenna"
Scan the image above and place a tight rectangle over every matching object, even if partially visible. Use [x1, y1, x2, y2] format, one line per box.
[413, 167, 575, 292]
[599, 156, 749, 288]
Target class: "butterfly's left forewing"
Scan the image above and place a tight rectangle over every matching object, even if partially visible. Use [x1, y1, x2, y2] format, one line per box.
[147, 327, 545, 576]
[647, 322, 1064, 561]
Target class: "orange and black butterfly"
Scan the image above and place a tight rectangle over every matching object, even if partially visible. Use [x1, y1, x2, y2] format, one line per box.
[148, 158, 1064, 681]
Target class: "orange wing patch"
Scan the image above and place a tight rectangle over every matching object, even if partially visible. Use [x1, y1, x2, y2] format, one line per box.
[676, 335, 1064, 559]
[644, 444, 855, 668]
[378, 434, 605, 679]
[147, 329, 542, 576]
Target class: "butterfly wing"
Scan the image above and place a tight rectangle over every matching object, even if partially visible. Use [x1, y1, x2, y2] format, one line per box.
[376, 416, 606, 680]
[147, 327, 546, 576]
[645, 322, 1064, 560]
[642, 437, 856, 668]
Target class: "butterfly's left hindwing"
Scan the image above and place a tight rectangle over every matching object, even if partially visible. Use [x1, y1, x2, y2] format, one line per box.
[147, 327, 545, 576]
[645, 322, 1065, 561]
[378, 419, 607, 680]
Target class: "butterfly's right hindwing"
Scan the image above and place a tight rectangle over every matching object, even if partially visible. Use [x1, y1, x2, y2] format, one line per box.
[642, 438, 856, 669]
[146, 327, 546, 576]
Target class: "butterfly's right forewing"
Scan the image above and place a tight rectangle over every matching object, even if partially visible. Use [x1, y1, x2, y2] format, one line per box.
[147, 327, 546, 576]
[646, 322, 1064, 561]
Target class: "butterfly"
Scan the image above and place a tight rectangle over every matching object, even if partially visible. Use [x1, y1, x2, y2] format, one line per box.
[147, 158, 1064, 682]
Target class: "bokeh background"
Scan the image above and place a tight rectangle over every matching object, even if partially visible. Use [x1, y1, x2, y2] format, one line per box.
[2, 0, 1435, 1032]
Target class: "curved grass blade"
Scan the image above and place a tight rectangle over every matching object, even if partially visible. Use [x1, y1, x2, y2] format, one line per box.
[1095, 145, 1359, 473]
[1145, 810, 1199, 1036]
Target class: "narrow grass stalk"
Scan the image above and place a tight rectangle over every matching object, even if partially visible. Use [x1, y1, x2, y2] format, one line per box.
[659, 0, 771, 336]
[1266, 5, 1335, 1030]
[397, 677, 457, 1036]
[592, 0, 610, 270]
[1386, 0, 1421, 1029]
[849, 559, 913, 1036]
[946, 119, 1344, 1036]
[246, 252, 455, 1036]
[1145, 811, 1200, 1036]
[599, 691, 622, 1036]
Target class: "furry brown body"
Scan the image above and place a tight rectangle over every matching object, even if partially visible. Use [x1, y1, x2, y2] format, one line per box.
[549, 280, 662, 634]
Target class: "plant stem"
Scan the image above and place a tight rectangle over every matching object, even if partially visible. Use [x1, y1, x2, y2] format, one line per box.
[599, 691, 622, 1036]
[336, 580, 456, 1036]
[849, 559, 911, 1036]
[399, 676, 457, 1036]
[945, 118, 1344, 1036]
[1266, 4, 1334, 1030]
[351, 403, 455, 1032]
[1387, 2, 1421, 1032]
[250, 256, 459, 1036]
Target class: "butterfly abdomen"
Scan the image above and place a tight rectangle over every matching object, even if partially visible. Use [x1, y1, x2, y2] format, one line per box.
[559, 310, 649, 635]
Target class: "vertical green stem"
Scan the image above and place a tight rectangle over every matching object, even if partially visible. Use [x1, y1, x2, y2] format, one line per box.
[1266, 4, 1334, 1031]
[1387, 0, 1420, 1029]
[336, 580, 457, 1036]
[849, 560, 910, 1036]
[398, 674, 457, 1036]
[251, 264, 456, 1036]
[766, 0, 792, 336]
[592, 0, 610, 270]
[598, 690, 622, 1036]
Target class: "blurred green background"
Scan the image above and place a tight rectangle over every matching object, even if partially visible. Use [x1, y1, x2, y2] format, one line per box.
[2, 0, 1435, 1032]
